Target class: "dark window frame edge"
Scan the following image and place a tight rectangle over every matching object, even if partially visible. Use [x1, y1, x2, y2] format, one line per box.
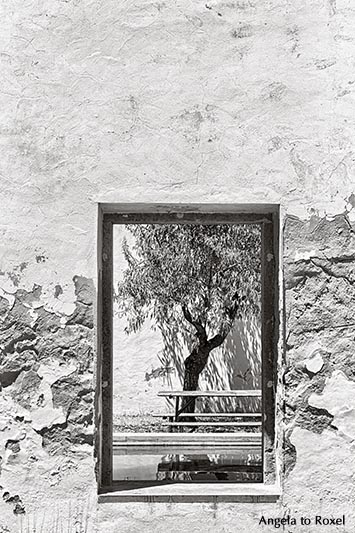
[96, 203, 280, 498]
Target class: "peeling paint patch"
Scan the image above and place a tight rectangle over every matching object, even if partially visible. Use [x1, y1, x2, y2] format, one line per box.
[283, 432, 297, 476]
[314, 58, 336, 70]
[231, 23, 253, 38]
[35, 255, 47, 264]
[347, 193, 355, 209]
[309, 370, 355, 440]
[66, 276, 94, 329]
[284, 213, 355, 496]
[262, 82, 287, 101]
[3, 492, 25, 515]
[0, 275, 94, 515]
[296, 404, 334, 434]
[54, 284, 63, 299]
[304, 350, 324, 374]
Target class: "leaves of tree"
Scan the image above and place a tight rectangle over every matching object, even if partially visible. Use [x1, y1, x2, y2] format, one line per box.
[115, 223, 261, 343]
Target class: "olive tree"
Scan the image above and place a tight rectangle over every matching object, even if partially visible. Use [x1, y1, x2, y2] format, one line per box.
[115, 223, 261, 412]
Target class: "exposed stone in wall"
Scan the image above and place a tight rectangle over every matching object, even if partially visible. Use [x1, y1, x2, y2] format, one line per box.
[67, 276, 94, 330]
[0, 215, 353, 532]
[282, 214, 355, 525]
[309, 370, 355, 441]
[0, 274, 95, 530]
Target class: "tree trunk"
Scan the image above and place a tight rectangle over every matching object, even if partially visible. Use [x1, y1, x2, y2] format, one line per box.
[181, 345, 210, 414]
[179, 303, 233, 416]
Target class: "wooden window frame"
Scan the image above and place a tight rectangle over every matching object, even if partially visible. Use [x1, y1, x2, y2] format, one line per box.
[96, 203, 280, 497]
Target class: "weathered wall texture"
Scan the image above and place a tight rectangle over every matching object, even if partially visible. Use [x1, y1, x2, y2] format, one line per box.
[1, 0, 355, 531]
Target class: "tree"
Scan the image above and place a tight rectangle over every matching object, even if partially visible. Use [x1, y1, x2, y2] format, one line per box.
[115, 223, 261, 413]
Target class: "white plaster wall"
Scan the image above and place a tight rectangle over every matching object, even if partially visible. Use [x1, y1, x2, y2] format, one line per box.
[0, 0, 355, 531]
[113, 315, 261, 417]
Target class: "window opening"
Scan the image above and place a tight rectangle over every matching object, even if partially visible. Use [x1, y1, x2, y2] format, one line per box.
[98, 207, 278, 489]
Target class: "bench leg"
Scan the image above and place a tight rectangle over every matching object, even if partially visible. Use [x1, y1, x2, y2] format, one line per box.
[174, 397, 180, 433]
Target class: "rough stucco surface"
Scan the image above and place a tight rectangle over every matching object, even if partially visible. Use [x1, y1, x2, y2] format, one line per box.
[0, 0, 355, 531]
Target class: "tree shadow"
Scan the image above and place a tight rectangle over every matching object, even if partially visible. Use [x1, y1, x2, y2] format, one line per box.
[157, 310, 261, 414]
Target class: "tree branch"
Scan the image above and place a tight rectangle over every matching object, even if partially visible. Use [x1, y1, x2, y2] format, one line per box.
[207, 331, 229, 350]
[182, 304, 207, 341]
[207, 291, 240, 350]
[221, 262, 240, 274]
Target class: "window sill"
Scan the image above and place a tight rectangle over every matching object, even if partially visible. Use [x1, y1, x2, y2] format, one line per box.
[98, 483, 281, 503]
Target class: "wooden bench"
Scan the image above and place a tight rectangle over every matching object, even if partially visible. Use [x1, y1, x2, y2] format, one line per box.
[156, 390, 262, 433]
[162, 421, 261, 428]
[152, 412, 262, 418]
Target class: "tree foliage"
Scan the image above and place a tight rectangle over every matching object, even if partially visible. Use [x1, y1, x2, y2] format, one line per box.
[115, 223, 261, 345]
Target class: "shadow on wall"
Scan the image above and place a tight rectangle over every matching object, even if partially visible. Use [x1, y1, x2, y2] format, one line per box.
[113, 304, 261, 416]
[159, 313, 261, 414]
[201, 316, 261, 412]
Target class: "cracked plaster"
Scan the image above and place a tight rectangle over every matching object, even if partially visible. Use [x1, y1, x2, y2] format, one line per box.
[0, 0, 355, 531]
[309, 370, 355, 440]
